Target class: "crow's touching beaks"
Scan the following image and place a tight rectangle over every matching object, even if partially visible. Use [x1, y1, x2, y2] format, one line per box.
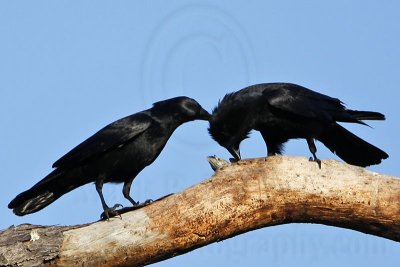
[208, 83, 388, 167]
[9, 97, 210, 219]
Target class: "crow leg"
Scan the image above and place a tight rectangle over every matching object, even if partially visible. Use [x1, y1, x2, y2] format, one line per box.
[260, 131, 285, 157]
[123, 180, 153, 206]
[96, 179, 122, 220]
[268, 141, 285, 155]
[122, 179, 140, 206]
[307, 138, 321, 168]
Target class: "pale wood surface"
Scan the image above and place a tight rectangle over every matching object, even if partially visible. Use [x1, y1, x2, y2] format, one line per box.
[1, 156, 399, 267]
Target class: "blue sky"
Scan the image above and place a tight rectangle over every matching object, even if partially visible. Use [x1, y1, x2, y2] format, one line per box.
[0, 1, 399, 266]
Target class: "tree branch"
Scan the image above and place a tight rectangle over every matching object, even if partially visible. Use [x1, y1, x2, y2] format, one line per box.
[1, 156, 399, 266]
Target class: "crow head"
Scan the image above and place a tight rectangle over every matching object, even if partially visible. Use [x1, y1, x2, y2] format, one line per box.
[153, 97, 211, 122]
[208, 121, 242, 161]
[208, 93, 254, 161]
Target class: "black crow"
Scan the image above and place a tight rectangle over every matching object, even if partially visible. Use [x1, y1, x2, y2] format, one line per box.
[9, 97, 210, 219]
[208, 83, 388, 167]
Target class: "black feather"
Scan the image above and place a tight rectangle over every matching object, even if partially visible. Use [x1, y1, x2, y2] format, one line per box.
[9, 97, 210, 218]
[208, 83, 388, 167]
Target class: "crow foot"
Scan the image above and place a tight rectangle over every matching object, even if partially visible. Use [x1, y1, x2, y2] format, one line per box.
[129, 199, 153, 208]
[143, 198, 153, 204]
[308, 156, 322, 169]
[99, 197, 166, 221]
[306, 138, 321, 169]
[100, 203, 123, 221]
[229, 158, 239, 163]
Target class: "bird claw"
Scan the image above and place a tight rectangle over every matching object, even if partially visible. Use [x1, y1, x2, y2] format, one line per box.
[100, 203, 124, 220]
[112, 203, 124, 209]
[100, 199, 157, 220]
[309, 157, 322, 169]
[229, 158, 239, 163]
[143, 199, 153, 204]
[129, 200, 139, 206]
[133, 199, 153, 207]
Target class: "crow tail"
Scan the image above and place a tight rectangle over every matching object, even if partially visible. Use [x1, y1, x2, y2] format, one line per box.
[318, 123, 388, 167]
[8, 168, 91, 216]
[347, 110, 385, 121]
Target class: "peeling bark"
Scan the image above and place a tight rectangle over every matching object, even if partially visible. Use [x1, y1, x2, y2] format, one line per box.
[1, 156, 399, 267]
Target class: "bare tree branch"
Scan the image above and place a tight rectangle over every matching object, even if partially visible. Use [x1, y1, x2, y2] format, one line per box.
[1, 156, 399, 267]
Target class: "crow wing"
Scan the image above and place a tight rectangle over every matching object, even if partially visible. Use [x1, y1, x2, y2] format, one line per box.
[52, 112, 153, 169]
[262, 83, 354, 122]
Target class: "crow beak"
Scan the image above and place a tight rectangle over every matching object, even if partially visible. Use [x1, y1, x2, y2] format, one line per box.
[198, 108, 211, 121]
[227, 147, 241, 161]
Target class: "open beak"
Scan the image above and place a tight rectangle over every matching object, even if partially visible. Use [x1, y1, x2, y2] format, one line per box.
[198, 108, 211, 121]
[227, 147, 241, 161]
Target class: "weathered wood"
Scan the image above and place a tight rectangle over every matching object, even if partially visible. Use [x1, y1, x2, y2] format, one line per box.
[0, 224, 85, 266]
[1, 156, 399, 267]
